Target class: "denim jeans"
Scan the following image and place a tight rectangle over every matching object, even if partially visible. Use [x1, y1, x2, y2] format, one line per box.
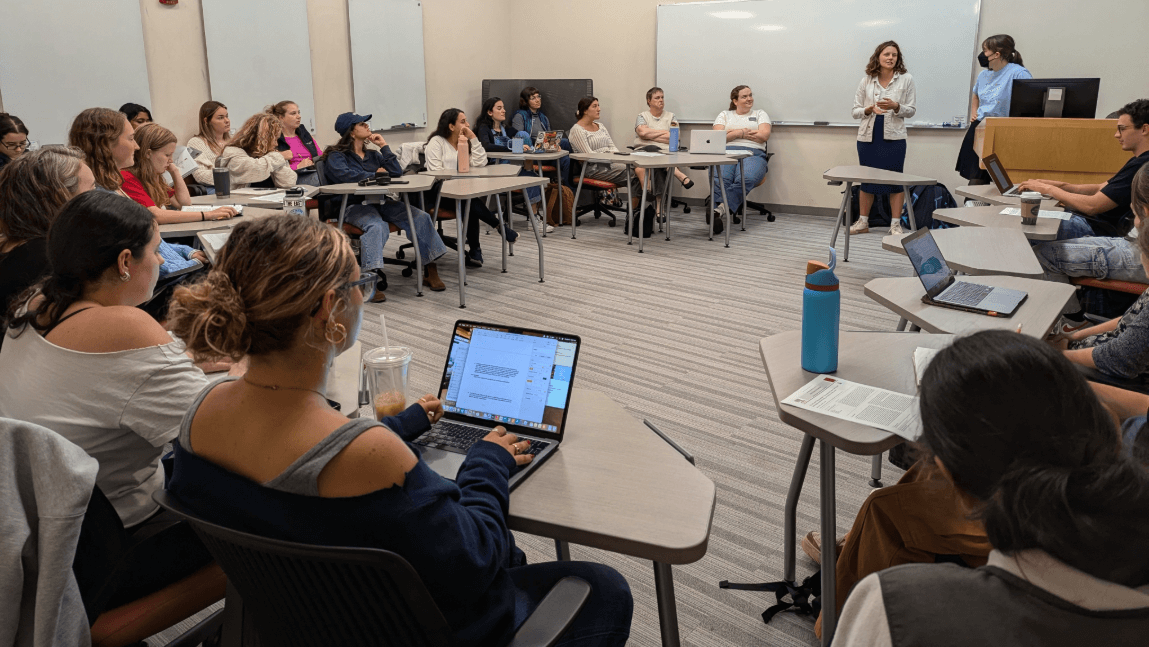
[1054, 214, 1098, 240]
[1033, 236, 1147, 283]
[376, 199, 449, 264]
[510, 560, 632, 647]
[343, 204, 388, 272]
[712, 146, 769, 213]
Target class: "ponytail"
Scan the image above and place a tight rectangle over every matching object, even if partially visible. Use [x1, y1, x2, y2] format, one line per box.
[982, 34, 1023, 67]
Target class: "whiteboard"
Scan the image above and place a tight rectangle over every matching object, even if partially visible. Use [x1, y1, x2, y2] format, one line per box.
[0, 0, 150, 145]
[201, 0, 317, 135]
[348, 0, 428, 129]
[656, 0, 981, 127]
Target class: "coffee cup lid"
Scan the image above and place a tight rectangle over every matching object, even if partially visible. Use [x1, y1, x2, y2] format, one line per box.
[1021, 191, 1042, 199]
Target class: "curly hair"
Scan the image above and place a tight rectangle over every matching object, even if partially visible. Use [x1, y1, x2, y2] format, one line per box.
[865, 41, 907, 77]
[0, 146, 85, 245]
[168, 215, 358, 362]
[68, 108, 128, 190]
[127, 123, 177, 208]
[229, 112, 283, 158]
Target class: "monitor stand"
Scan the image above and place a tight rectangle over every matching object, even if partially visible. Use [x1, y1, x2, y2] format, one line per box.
[1043, 87, 1066, 118]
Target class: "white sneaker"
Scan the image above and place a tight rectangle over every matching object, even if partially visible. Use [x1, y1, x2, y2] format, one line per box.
[849, 216, 870, 234]
[889, 220, 906, 235]
[533, 215, 555, 234]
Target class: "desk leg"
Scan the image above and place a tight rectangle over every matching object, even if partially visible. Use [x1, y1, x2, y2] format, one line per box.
[903, 185, 917, 231]
[654, 562, 681, 647]
[638, 171, 650, 253]
[739, 159, 747, 231]
[625, 166, 634, 238]
[572, 163, 587, 240]
[495, 194, 508, 274]
[554, 540, 570, 561]
[784, 434, 816, 582]
[456, 201, 467, 308]
[707, 167, 715, 240]
[844, 181, 853, 261]
[870, 454, 883, 487]
[337, 194, 349, 228]
[718, 166, 732, 247]
[663, 168, 673, 241]
[402, 195, 423, 297]
[895, 318, 908, 332]
[530, 188, 546, 283]
[829, 186, 848, 249]
[820, 440, 838, 647]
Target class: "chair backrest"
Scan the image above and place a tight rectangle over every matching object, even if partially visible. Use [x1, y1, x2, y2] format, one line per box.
[152, 491, 453, 647]
[314, 158, 330, 186]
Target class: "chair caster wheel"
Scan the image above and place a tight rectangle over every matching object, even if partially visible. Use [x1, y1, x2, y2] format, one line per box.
[401, 268, 413, 278]
[683, 206, 691, 214]
[767, 214, 776, 222]
[608, 220, 616, 227]
[396, 250, 405, 259]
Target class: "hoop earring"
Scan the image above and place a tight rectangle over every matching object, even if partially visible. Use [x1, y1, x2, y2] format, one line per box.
[324, 320, 347, 345]
[120, 271, 131, 282]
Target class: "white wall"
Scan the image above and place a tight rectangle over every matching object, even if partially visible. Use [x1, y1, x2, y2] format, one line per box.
[1, 0, 1145, 212]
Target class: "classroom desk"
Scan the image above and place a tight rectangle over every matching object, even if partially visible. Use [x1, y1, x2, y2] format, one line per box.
[567, 151, 641, 241]
[864, 275, 1076, 337]
[188, 185, 320, 209]
[881, 227, 1044, 278]
[420, 165, 523, 179]
[954, 183, 1061, 209]
[435, 175, 551, 307]
[824, 166, 937, 262]
[760, 331, 952, 645]
[931, 206, 1063, 240]
[637, 152, 741, 250]
[319, 175, 439, 297]
[508, 389, 716, 647]
[487, 150, 568, 221]
[158, 207, 283, 239]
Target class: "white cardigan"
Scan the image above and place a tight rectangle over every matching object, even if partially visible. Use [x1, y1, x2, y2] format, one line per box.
[218, 146, 297, 188]
[424, 136, 487, 171]
[852, 72, 917, 142]
[186, 135, 224, 186]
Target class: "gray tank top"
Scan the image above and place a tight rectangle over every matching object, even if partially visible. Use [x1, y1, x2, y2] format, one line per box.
[179, 377, 385, 496]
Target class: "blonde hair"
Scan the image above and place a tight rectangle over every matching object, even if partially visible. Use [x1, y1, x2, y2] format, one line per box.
[68, 108, 127, 190]
[127, 123, 177, 207]
[229, 113, 283, 158]
[267, 101, 297, 119]
[197, 101, 230, 154]
[169, 215, 358, 362]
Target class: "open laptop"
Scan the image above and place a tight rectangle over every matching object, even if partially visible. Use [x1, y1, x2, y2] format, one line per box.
[689, 130, 726, 154]
[412, 321, 581, 490]
[982, 153, 1049, 198]
[902, 228, 1028, 317]
[533, 130, 564, 153]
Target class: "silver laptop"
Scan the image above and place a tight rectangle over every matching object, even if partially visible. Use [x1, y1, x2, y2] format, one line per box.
[903, 228, 1028, 317]
[689, 130, 726, 154]
[412, 320, 581, 490]
[983, 153, 1049, 199]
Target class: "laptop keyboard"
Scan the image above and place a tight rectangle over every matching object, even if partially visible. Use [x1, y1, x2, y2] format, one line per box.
[414, 421, 550, 456]
[939, 281, 993, 307]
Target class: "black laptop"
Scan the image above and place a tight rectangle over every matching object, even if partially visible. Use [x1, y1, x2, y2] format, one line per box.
[412, 320, 581, 490]
[903, 228, 1028, 317]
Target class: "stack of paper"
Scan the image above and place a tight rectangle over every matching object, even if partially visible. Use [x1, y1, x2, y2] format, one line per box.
[181, 205, 244, 214]
[253, 192, 287, 203]
[999, 207, 1072, 221]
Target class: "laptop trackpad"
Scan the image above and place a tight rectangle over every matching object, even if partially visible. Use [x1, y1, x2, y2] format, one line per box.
[420, 446, 467, 481]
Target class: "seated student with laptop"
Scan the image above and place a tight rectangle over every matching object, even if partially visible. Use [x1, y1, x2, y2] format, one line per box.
[832, 331, 1149, 646]
[710, 85, 771, 235]
[1019, 98, 1149, 240]
[511, 86, 572, 187]
[166, 215, 633, 647]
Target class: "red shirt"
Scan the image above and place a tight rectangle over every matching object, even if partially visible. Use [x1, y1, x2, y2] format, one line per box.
[120, 170, 174, 208]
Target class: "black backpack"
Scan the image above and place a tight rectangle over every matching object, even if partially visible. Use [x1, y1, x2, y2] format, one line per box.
[898, 183, 958, 230]
[629, 204, 655, 238]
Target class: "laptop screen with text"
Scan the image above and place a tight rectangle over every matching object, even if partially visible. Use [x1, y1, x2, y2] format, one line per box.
[903, 230, 952, 294]
[438, 322, 579, 435]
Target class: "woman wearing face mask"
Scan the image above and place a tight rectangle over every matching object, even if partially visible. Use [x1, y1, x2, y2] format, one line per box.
[270, 100, 322, 186]
[850, 41, 917, 236]
[955, 34, 1031, 184]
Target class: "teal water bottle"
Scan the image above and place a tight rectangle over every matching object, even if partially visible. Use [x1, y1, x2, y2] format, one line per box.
[669, 121, 680, 152]
[802, 247, 840, 373]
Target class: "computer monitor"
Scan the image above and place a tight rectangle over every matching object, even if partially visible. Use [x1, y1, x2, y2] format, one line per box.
[1009, 78, 1100, 119]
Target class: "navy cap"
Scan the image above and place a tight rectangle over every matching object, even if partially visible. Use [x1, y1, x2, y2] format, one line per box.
[334, 112, 372, 136]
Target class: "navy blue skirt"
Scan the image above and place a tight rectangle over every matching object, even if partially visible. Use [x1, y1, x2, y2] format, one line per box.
[857, 115, 907, 195]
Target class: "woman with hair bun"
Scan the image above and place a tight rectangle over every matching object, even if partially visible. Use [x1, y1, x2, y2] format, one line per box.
[569, 96, 647, 209]
[833, 331, 1149, 645]
[165, 214, 633, 647]
[0, 190, 218, 617]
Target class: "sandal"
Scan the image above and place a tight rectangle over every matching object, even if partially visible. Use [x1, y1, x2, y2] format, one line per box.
[679, 177, 695, 189]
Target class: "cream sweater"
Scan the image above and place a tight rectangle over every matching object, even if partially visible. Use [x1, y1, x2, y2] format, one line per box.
[186, 135, 225, 185]
[217, 146, 297, 189]
[424, 136, 487, 171]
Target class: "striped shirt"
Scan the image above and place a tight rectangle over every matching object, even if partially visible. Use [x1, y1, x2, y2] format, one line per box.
[569, 122, 619, 155]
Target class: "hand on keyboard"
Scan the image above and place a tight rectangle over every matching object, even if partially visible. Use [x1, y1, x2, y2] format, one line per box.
[484, 426, 535, 466]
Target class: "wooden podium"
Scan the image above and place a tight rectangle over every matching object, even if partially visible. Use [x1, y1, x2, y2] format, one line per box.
[974, 117, 1130, 185]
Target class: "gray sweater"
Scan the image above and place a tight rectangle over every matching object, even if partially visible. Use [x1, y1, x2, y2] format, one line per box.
[0, 418, 98, 647]
[1070, 289, 1149, 381]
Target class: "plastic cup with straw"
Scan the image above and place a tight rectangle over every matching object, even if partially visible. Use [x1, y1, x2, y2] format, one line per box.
[363, 313, 411, 420]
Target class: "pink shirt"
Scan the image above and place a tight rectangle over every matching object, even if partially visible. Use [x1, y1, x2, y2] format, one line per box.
[284, 136, 322, 170]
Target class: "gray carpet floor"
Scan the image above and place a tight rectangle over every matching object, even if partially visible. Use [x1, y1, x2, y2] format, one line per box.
[150, 208, 915, 646]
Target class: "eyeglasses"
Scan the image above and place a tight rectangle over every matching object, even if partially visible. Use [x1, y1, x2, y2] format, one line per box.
[1117, 125, 1142, 134]
[345, 273, 379, 301]
[2, 140, 29, 151]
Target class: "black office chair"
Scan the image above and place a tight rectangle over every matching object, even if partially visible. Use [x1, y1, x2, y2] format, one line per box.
[691, 150, 776, 227]
[153, 491, 592, 647]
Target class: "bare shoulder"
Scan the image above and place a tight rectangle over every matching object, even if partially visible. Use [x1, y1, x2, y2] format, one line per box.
[49, 305, 173, 352]
[317, 421, 420, 498]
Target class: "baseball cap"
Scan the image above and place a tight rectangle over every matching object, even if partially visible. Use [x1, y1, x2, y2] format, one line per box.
[334, 112, 372, 137]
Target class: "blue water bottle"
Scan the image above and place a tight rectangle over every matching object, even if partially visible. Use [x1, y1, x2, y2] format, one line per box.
[669, 121, 680, 152]
[802, 247, 840, 373]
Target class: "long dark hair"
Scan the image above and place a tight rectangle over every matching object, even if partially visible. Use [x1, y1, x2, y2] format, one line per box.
[575, 96, 598, 120]
[982, 34, 1023, 66]
[919, 331, 1149, 587]
[7, 191, 155, 336]
[427, 109, 463, 143]
[865, 41, 907, 77]
[0, 147, 85, 245]
[476, 97, 503, 131]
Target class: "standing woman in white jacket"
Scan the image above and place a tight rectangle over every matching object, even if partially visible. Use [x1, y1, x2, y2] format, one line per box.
[425, 108, 516, 268]
[850, 41, 916, 235]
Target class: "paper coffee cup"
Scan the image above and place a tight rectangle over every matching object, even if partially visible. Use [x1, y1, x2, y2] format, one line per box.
[1020, 191, 1041, 225]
